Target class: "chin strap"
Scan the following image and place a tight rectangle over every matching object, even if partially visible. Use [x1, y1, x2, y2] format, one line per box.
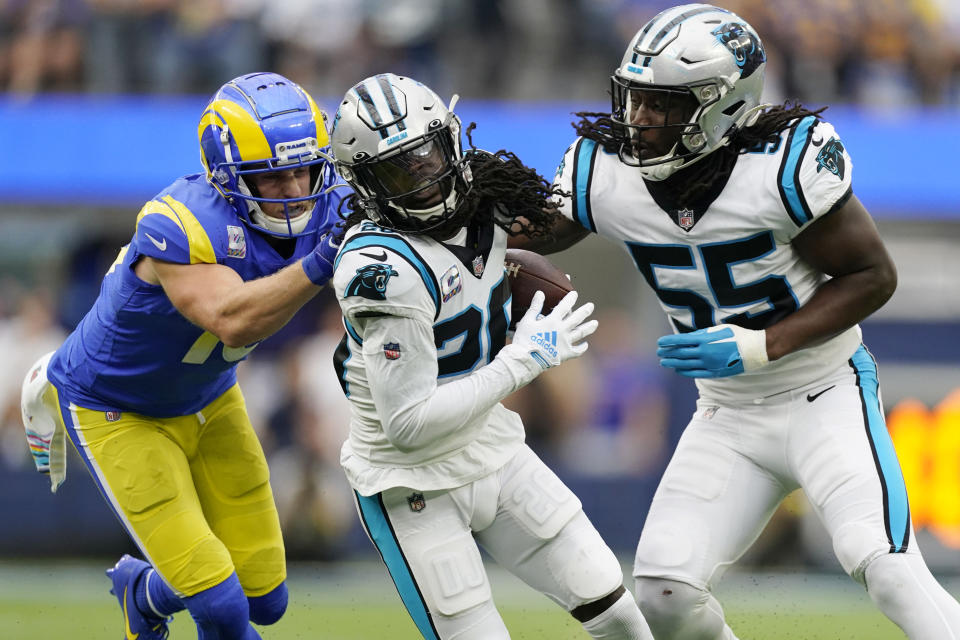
[251, 206, 312, 235]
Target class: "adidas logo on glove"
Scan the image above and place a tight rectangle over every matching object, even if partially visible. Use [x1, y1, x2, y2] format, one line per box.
[530, 331, 559, 358]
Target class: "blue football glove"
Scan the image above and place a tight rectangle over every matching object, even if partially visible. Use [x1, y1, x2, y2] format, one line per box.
[657, 323, 768, 378]
[300, 231, 341, 286]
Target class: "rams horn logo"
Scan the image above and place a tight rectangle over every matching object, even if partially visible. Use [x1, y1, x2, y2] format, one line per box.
[345, 263, 399, 300]
[712, 23, 765, 78]
[816, 137, 846, 180]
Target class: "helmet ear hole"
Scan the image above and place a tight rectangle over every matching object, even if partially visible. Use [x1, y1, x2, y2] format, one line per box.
[722, 100, 745, 116]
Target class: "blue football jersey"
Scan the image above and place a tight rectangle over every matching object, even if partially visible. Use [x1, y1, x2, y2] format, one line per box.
[48, 173, 346, 417]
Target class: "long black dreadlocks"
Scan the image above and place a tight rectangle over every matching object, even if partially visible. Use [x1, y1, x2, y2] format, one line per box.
[572, 101, 827, 208]
[336, 123, 565, 242]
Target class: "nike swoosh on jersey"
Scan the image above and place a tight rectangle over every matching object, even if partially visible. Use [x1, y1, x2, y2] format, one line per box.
[806, 385, 835, 402]
[811, 133, 824, 147]
[144, 233, 167, 251]
[360, 250, 388, 261]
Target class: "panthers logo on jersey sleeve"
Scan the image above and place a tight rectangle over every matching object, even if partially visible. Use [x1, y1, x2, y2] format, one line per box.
[334, 225, 441, 327]
[815, 137, 845, 180]
[777, 117, 853, 231]
[345, 263, 399, 300]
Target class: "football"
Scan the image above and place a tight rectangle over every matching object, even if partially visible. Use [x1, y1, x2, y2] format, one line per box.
[504, 248, 573, 328]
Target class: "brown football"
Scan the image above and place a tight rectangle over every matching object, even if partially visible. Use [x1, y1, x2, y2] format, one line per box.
[504, 248, 573, 328]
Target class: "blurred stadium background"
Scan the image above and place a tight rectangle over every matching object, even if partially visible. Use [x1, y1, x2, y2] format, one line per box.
[1, 0, 959, 637]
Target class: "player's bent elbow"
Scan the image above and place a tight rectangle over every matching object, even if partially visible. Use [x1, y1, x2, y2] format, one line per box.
[382, 420, 428, 453]
[217, 328, 254, 349]
[878, 261, 897, 302]
[384, 431, 421, 454]
[867, 260, 897, 311]
[211, 321, 260, 350]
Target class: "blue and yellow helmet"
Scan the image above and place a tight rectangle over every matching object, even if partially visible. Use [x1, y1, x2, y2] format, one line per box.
[198, 72, 333, 237]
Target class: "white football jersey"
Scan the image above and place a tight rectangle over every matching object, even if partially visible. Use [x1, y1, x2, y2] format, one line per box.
[333, 219, 525, 496]
[555, 116, 861, 401]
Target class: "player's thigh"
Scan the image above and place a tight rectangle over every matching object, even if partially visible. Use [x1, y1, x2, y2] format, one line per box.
[792, 353, 912, 580]
[355, 486, 501, 637]
[634, 403, 789, 589]
[476, 446, 621, 610]
[192, 384, 284, 596]
[58, 395, 231, 596]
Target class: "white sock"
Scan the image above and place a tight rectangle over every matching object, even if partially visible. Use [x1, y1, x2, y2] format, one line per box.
[580, 590, 655, 640]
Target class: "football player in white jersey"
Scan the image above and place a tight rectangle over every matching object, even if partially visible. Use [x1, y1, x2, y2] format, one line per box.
[328, 73, 655, 640]
[511, 4, 960, 639]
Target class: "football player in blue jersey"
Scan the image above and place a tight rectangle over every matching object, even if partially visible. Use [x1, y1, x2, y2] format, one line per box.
[510, 4, 960, 639]
[19, 72, 345, 639]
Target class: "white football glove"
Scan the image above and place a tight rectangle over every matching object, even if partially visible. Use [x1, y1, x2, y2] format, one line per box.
[498, 289, 597, 386]
[21, 351, 67, 492]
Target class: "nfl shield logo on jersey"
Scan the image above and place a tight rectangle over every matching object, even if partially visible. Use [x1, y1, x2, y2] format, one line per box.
[472, 254, 485, 278]
[383, 342, 401, 360]
[407, 492, 426, 512]
[677, 209, 695, 230]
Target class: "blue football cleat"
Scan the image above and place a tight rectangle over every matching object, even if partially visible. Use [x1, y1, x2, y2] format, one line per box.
[106, 554, 171, 639]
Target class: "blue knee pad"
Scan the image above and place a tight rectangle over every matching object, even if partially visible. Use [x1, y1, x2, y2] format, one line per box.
[184, 573, 261, 640]
[248, 582, 288, 626]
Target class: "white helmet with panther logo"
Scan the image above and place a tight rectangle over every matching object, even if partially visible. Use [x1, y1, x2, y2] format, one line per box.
[330, 73, 472, 235]
[612, 3, 766, 180]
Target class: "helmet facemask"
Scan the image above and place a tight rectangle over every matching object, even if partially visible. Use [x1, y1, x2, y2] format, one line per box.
[218, 129, 332, 237]
[610, 76, 717, 180]
[345, 127, 472, 238]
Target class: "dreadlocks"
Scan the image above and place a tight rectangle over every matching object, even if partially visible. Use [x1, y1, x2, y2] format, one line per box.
[572, 101, 828, 209]
[336, 123, 565, 242]
[458, 123, 565, 240]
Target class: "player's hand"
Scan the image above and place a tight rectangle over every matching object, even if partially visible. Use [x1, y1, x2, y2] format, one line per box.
[301, 231, 341, 286]
[511, 290, 598, 369]
[657, 323, 768, 378]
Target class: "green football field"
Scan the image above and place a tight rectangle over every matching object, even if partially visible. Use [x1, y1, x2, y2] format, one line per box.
[0, 558, 941, 639]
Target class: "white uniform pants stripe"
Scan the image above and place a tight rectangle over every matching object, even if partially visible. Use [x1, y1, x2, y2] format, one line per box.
[355, 491, 440, 640]
[849, 345, 911, 553]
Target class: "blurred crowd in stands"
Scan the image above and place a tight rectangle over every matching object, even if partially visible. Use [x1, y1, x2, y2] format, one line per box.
[1, 0, 959, 105]
[2, 0, 957, 558]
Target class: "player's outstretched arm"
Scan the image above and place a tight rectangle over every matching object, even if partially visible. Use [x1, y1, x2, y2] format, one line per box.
[768, 194, 897, 360]
[138, 233, 339, 348]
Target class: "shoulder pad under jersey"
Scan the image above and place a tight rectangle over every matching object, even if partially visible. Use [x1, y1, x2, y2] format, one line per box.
[334, 227, 440, 325]
[776, 117, 853, 229]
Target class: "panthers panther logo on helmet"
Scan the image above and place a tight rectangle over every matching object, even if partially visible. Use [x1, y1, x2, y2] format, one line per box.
[345, 263, 399, 301]
[712, 22, 765, 79]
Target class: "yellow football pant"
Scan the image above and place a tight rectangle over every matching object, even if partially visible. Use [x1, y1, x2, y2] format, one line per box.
[54, 383, 285, 598]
